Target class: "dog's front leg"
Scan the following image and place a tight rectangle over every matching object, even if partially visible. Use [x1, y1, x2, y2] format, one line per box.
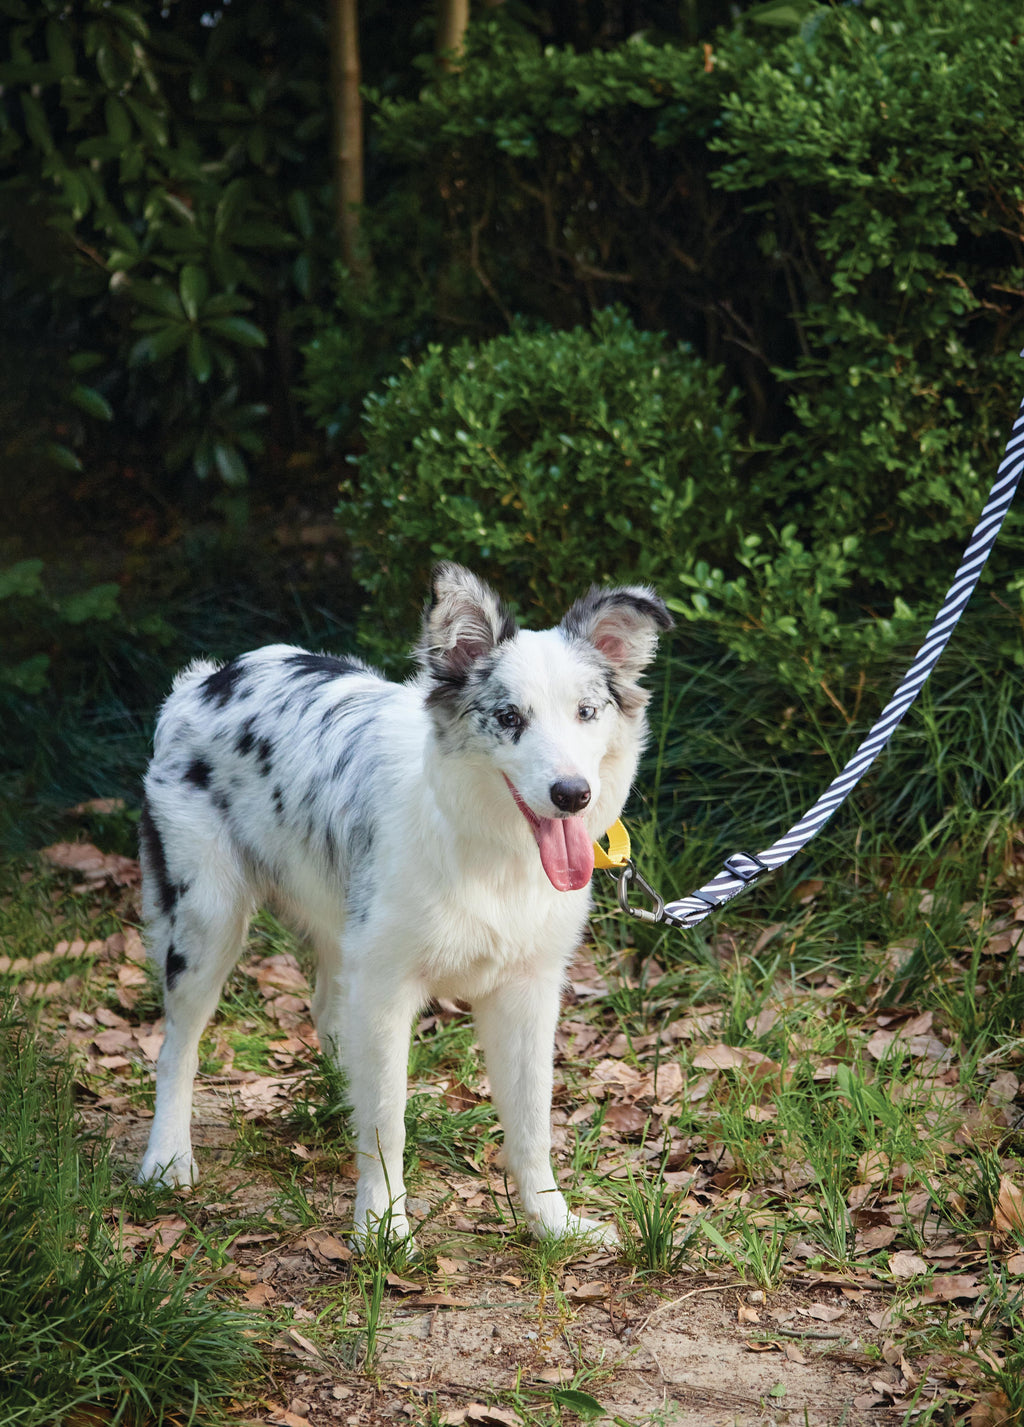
[322, 963, 421, 1248]
[474, 974, 616, 1246]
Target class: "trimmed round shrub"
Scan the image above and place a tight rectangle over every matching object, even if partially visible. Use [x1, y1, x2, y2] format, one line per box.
[333, 307, 742, 657]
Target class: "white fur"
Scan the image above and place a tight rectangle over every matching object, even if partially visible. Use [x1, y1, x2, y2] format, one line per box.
[137, 566, 670, 1245]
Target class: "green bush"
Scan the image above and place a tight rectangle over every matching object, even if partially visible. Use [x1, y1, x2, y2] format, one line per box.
[364, 0, 1024, 717]
[330, 308, 742, 656]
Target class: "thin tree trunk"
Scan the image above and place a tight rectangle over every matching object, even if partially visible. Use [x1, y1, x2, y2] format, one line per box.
[436, 0, 469, 69]
[330, 0, 369, 278]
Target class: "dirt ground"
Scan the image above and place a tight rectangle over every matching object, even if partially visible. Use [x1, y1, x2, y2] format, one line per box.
[95, 1072, 926, 1427]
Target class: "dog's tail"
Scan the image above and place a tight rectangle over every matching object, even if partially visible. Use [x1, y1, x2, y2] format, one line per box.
[151, 658, 220, 762]
[169, 657, 220, 697]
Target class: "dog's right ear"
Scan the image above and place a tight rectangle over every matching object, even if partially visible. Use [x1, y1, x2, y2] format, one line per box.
[417, 563, 518, 685]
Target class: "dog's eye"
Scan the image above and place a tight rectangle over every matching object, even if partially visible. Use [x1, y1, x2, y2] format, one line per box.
[578, 703, 598, 722]
[496, 707, 525, 732]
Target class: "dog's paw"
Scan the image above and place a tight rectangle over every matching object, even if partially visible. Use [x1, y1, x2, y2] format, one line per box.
[560, 1214, 619, 1247]
[350, 1210, 415, 1256]
[137, 1150, 196, 1188]
[531, 1210, 619, 1247]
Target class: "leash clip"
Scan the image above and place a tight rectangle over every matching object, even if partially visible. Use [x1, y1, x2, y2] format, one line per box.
[608, 860, 666, 925]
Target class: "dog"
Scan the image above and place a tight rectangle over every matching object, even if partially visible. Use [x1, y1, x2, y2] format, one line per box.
[137, 563, 671, 1245]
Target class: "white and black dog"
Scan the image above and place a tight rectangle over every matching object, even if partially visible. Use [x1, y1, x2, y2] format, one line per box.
[138, 563, 671, 1245]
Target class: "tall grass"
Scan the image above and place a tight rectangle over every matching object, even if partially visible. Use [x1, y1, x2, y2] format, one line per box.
[0, 998, 264, 1425]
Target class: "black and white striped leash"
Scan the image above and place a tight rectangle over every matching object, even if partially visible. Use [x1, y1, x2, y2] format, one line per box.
[612, 394, 1024, 932]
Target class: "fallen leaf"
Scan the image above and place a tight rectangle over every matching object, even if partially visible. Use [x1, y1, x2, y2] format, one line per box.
[243, 1282, 276, 1305]
[39, 841, 140, 887]
[888, 1250, 929, 1279]
[440, 1406, 522, 1427]
[386, 1272, 422, 1294]
[971, 1390, 1013, 1427]
[914, 1274, 982, 1304]
[994, 1175, 1024, 1234]
[563, 1280, 608, 1303]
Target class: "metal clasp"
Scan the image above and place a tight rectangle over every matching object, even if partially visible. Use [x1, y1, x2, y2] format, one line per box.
[606, 860, 666, 925]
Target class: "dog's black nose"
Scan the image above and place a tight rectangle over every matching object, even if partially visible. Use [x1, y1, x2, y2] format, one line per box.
[550, 778, 591, 814]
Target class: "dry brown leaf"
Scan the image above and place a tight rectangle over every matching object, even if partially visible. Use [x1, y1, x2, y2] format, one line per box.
[268, 1410, 309, 1427]
[971, 1390, 1013, 1427]
[563, 1279, 609, 1303]
[309, 1232, 352, 1263]
[243, 1281, 277, 1305]
[994, 1174, 1024, 1234]
[915, 1274, 982, 1304]
[39, 841, 140, 887]
[857, 1225, 897, 1252]
[386, 1272, 422, 1294]
[440, 1408, 522, 1427]
[888, 1249, 929, 1279]
[856, 1149, 890, 1183]
[602, 1102, 649, 1135]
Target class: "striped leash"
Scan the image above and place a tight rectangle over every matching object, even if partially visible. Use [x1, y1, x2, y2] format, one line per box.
[606, 394, 1024, 932]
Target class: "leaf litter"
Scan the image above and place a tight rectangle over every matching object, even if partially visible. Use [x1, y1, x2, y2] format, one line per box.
[3, 831, 1024, 1425]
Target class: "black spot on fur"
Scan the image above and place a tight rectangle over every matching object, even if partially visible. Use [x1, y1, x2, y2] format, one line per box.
[212, 789, 231, 816]
[285, 652, 364, 685]
[256, 736, 275, 776]
[272, 785, 285, 817]
[200, 659, 248, 708]
[183, 756, 212, 789]
[165, 943, 187, 989]
[139, 800, 179, 918]
[603, 669, 626, 712]
[235, 716, 258, 758]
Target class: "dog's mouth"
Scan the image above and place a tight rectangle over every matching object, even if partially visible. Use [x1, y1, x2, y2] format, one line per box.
[503, 776, 594, 892]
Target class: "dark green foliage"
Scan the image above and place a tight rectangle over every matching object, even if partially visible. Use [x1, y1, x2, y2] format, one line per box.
[329, 308, 741, 656]
[0, 0, 335, 491]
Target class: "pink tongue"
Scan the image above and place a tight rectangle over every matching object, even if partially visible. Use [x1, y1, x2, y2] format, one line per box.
[534, 815, 595, 892]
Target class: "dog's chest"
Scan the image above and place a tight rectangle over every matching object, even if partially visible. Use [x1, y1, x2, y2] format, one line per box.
[411, 877, 586, 1000]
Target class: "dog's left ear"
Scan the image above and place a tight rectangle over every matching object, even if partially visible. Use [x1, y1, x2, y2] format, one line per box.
[418, 562, 518, 684]
[560, 586, 673, 680]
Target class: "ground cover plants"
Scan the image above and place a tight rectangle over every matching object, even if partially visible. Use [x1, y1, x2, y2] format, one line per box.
[2, 642, 1023, 1427]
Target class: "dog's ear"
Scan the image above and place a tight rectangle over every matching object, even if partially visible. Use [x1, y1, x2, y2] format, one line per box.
[560, 586, 673, 681]
[417, 563, 518, 683]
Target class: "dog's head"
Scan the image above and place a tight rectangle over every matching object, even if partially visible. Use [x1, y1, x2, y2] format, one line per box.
[417, 564, 672, 891]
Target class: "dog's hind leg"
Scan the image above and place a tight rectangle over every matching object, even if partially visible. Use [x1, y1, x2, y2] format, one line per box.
[139, 816, 253, 1187]
[474, 973, 617, 1245]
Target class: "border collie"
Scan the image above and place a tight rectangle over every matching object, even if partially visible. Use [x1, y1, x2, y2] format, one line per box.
[138, 563, 671, 1245]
